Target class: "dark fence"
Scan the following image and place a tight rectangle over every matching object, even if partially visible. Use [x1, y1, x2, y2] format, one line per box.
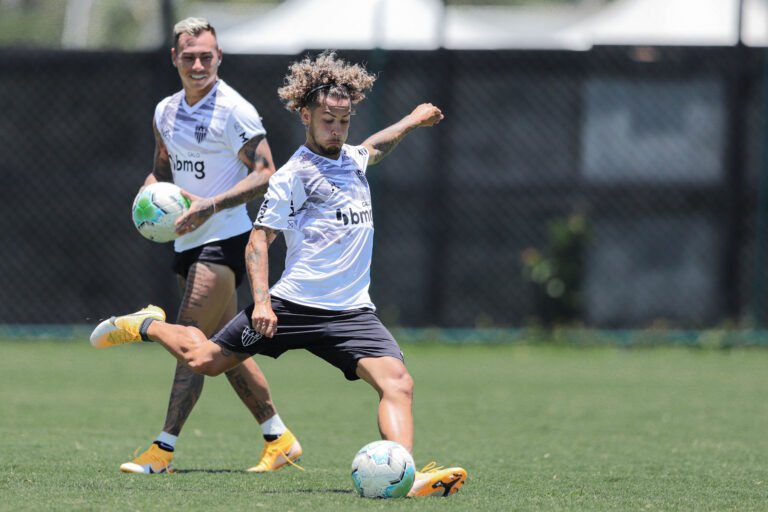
[1, 46, 765, 328]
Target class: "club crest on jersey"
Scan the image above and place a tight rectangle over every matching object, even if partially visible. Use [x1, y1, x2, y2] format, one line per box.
[241, 327, 263, 348]
[195, 124, 208, 143]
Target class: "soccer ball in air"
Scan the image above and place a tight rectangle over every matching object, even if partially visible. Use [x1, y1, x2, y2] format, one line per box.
[131, 182, 190, 243]
[351, 440, 415, 498]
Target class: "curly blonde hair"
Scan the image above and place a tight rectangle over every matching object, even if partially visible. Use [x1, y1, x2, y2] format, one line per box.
[278, 51, 377, 112]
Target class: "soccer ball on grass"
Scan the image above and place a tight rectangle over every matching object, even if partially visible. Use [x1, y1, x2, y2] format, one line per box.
[131, 182, 190, 243]
[351, 440, 415, 498]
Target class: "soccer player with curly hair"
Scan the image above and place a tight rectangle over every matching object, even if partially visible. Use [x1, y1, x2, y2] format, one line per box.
[92, 51, 467, 497]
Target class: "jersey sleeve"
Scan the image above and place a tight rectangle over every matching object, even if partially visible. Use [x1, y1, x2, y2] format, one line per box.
[347, 145, 371, 175]
[152, 102, 163, 133]
[225, 103, 267, 154]
[254, 169, 306, 231]
[153, 97, 172, 145]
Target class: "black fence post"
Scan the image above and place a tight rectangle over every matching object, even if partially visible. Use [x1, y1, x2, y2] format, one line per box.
[426, 48, 454, 326]
[160, 0, 175, 49]
[723, 41, 750, 324]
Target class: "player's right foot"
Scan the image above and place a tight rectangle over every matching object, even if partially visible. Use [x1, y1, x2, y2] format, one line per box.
[408, 462, 467, 497]
[90, 305, 165, 348]
[120, 443, 174, 474]
[246, 429, 304, 472]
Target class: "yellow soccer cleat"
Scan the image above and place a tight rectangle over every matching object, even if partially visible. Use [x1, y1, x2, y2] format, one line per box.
[408, 462, 467, 497]
[120, 443, 174, 474]
[246, 429, 304, 473]
[90, 305, 165, 348]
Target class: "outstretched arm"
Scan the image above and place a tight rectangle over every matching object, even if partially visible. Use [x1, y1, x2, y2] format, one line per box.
[175, 135, 277, 235]
[246, 226, 279, 338]
[362, 103, 444, 166]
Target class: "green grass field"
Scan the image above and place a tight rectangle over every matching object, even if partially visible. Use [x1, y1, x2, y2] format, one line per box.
[1, 339, 767, 511]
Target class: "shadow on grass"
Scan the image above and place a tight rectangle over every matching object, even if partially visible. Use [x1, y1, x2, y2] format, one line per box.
[259, 489, 353, 495]
[174, 469, 354, 495]
[174, 469, 246, 474]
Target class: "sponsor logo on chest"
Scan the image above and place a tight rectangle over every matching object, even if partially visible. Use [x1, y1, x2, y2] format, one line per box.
[169, 153, 206, 179]
[336, 206, 373, 226]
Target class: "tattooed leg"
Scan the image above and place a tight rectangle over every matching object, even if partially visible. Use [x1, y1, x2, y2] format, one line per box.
[160, 261, 237, 434]
[214, 288, 278, 424]
[157, 261, 279, 432]
[163, 362, 204, 435]
[224, 359, 277, 423]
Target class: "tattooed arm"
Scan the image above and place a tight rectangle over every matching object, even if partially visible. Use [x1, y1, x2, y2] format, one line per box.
[143, 121, 173, 186]
[361, 103, 444, 166]
[224, 134, 277, 207]
[175, 134, 277, 235]
[246, 226, 279, 338]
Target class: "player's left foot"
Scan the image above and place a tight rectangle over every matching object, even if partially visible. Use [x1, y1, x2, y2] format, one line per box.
[120, 443, 174, 474]
[408, 462, 467, 497]
[90, 305, 165, 348]
[246, 429, 304, 473]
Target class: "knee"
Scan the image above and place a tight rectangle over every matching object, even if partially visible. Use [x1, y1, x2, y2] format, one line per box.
[179, 325, 208, 348]
[385, 368, 414, 401]
[401, 371, 414, 399]
[184, 352, 210, 375]
[182, 331, 225, 377]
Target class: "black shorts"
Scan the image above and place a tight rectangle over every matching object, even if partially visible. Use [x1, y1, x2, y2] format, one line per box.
[211, 296, 404, 381]
[172, 231, 250, 287]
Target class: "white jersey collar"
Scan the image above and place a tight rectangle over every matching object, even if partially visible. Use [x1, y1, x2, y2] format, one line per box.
[182, 80, 222, 113]
[299, 144, 345, 165]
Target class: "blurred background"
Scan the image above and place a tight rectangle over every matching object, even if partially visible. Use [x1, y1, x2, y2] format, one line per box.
[2, 0, 767, 338]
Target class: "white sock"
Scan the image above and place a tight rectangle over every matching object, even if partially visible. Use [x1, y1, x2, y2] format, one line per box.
[260, 414, 287, 437]
[155, 431, 178, 450]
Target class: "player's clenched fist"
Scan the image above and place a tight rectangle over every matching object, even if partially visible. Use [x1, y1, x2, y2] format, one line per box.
[409, 103, 444, 127]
